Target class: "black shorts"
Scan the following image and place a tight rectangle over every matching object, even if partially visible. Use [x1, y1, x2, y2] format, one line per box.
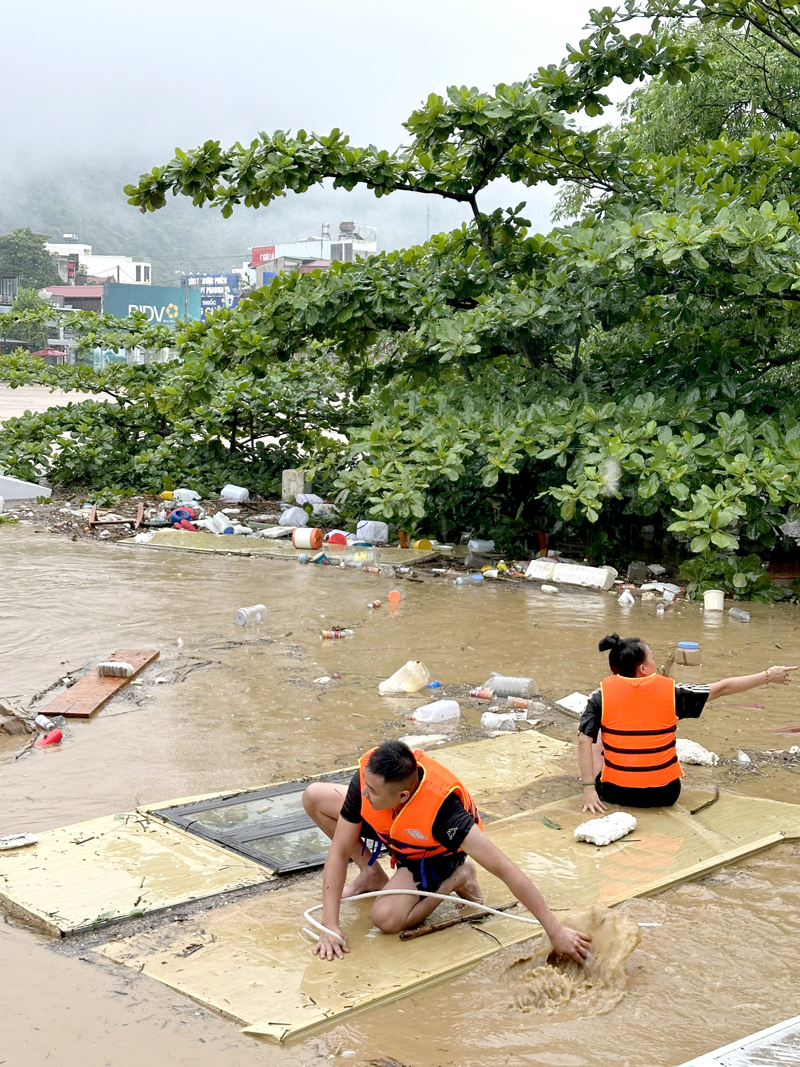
[359, 820, 466, 891]
[596, 773, 681, 808]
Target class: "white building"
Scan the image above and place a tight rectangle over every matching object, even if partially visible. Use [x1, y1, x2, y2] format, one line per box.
[45, 242, 151, 285]
[251, 222, 377, 286]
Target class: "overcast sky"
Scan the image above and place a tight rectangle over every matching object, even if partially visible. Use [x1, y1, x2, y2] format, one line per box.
[2, 1, 620, 253]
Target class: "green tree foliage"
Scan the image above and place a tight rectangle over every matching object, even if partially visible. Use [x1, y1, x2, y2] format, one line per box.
[7, 288, 48, 349]
[0, 228, 60, 289]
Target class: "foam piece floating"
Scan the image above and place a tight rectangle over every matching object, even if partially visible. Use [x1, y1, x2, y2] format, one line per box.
[574, 811, 637, 846]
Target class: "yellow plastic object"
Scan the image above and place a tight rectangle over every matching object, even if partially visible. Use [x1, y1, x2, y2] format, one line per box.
[411, 538, 433, 550]
[96, 790, 800, 1043]
[159, 491, 174, 500]
[0, 813, 274, 936]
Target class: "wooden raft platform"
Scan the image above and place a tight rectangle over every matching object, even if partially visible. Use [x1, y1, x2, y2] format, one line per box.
[42, 649, 159, 719]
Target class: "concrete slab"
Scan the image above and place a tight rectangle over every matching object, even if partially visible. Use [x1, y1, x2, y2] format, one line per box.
[0, 475, 51, 500]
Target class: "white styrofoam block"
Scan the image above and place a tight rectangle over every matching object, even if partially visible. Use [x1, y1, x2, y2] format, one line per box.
[574, 811, 637, 846]
[556, 692, 589, 718]
[676, 738, 719, 766]
[0, 475, 51, 500]
[524, 559, 617, 590]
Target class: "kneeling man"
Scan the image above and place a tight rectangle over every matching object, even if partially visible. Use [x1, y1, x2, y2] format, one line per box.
[303, 740, 590, 963]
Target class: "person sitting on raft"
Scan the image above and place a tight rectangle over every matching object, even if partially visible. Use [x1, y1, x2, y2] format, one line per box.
[578, 633, 797, 814]
[303, 739, 591, 963]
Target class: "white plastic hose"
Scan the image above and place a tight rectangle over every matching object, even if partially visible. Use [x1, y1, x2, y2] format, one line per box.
[303, 889, 540, 942]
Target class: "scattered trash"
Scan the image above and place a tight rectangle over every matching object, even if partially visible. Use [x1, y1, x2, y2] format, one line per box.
[34, 713, 57, 731]
[483, 568, 499, 579]
[662, 583, 681, 602]
[525, 559, 618, 590]
[97, 661, 134, 678]
[133, 531, 154, 543]
[542, 816, 562, 830]
[618, 589, 635, 606]
[279, 506, 309, 527]
[387, 589, 403, 603]
[729, 607, 751, 622]
[159, 490, 174, 500]
[356, 520, 389, 544]
[480, 711, 515, 731]
[575, 811, 637, 846]
[378, 660, 430, 694]
[367, 600, 382, 609]
[321, 629, 354, 639]
[220, 484, 250, 504]
[540, 584, 559, 595]
[0, 833, 39, 851]
[482, 673, 536, 698]
[332, 672, 341, 679]
[411, 699, 460, 722]
[298, 553, 309, 564]
[556, 692, 589, 718]
[737, 750, 752, 764]
[470, 687, 494, 699]
[675, 641, 701, 666]
[325, 531, 348, 545]
[469, 573, 484, 583]
[453, 577, 465, 585]
[99, 529, 112, 539]
[173, 488, 201, 503]
[292, 527, 323, 550]
[412, 538, 433, 550]
[235, 604, 267, 626]
[703, 589, 725, 611]
[791, 746, 800, 755]
[647, 563, 666, 576]
[314, 676, 332, 684]
[34, 729, 63, 748]
[399, 733, 448, 747]
[676, 738, 719, 766]
[425, 680, 443, 688]
[467, 539, 495, 554]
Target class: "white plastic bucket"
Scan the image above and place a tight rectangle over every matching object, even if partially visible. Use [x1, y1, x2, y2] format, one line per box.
[703, 589, 725, 611]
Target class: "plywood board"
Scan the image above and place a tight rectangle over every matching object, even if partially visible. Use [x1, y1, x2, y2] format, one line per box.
[97, 791, 800, 1043]
[0, 812, 274, 937]
[119, 529, 440, 563]
[42, 649, 160, 718]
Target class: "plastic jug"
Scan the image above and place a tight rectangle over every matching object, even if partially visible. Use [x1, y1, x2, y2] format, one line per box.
[220, 484, 250, 503]
[379, 660, 431, 695]
[411, 699, 460, 722]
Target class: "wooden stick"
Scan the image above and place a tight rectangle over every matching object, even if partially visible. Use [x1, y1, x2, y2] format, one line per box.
[398, 901, 518, 940]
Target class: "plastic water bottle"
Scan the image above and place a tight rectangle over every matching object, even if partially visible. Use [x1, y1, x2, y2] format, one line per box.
[483, 673, 535, 698]
[729, 607, 751, 622]
[34, 713, 57, 731]
[234, 604, 266, 626]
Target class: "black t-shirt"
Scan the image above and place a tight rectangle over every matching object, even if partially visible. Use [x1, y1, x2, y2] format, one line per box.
[578, 681, 710, 741]
[340, 769, 476, 853]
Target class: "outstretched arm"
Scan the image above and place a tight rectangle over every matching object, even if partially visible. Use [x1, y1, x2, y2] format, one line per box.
[708, 665, 797, 701]
[313, 816, 361, 960]
[459, 825, 591, 964]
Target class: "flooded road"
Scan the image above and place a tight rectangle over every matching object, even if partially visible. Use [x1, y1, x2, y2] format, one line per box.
[3, 523, 800, 1066]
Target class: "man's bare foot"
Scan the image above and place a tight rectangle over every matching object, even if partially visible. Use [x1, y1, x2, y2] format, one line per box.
[342, 863, 389, 899]
[450, 862, 484, 908]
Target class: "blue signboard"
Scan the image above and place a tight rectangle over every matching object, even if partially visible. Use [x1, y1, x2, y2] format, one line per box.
[102, 283, 202, 323]
[182, 273, 240, 320]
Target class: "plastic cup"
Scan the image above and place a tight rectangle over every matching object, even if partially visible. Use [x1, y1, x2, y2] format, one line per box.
[703, 589, 725, 611]
[387, 589, 403, 603]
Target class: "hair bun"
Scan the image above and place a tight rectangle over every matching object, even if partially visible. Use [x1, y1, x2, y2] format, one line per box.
[598, 632, 621, 652]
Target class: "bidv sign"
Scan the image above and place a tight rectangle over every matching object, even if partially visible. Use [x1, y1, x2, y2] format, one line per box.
[102, 283, 201, 322]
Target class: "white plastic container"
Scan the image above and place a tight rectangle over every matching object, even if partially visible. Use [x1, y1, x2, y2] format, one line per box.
[220, 484, 250, 503]
[378, 660, 431, 695]
[467, 539, 495, 553]
[618, 589, 635, 606]
[279, 506, 309, 527]
[0, 496, 4, 514]
[173, 488, 200, 503]
[703, 589, 725, 611]
[411, 699, 460, 722]
[292, 527, 323, 550]
[480, 711, 515, 731]
[525, 559, 618, 590]
[234, 604, 266, 626]
[356, 520, 389, 544]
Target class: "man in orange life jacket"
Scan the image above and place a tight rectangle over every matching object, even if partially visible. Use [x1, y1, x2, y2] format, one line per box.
[578, 632, 797, 814]
[303, 740, 591, 963]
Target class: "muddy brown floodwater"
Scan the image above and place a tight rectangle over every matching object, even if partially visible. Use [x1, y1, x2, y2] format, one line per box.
[3, 523, 800, 1067]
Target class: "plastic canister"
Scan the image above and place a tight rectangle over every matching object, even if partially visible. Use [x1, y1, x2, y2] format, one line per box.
[410, 699, 460, 722]
[618, 589, 635, 606]
[675, 641, 702, 666]
[729, 606, 751, 622]
[220, 484, 250, 503]
[279, 506, 309, 527]
[173, 488, 200, 503]
[468, 539, 495, 553]
[482, 673, 537, 698]
[234, 604, 267, 626]
[378, 660, 431, 695]
[703, 589, 725, 611]
[292, 527, 323, 550]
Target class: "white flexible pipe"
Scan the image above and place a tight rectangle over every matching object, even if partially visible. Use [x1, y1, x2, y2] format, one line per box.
[303, 889, 539, 942]
[303, 890, 662, 942]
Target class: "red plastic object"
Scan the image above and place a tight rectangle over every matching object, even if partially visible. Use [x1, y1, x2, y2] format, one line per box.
[34, 729, 62, 747]
[178, 519, 198, 531]
[387, 589, 403, 603]
[327, 532, 347, 545]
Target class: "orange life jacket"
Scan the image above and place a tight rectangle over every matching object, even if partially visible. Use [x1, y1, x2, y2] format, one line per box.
[600, 673, 682, 789]
[358, 748, 482, 863]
